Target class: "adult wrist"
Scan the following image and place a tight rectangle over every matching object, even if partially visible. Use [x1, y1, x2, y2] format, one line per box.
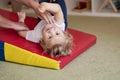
[29, 0, 39, 10]
[15, 0, 39, 9]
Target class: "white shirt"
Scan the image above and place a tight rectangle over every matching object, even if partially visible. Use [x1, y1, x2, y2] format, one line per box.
[26, 20, 65, 43]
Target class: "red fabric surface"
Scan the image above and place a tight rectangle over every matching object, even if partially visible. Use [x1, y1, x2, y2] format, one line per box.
[0, 9, 96, 69]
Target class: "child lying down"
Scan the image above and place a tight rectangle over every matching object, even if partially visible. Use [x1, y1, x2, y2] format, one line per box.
[17, 2, 73, 57]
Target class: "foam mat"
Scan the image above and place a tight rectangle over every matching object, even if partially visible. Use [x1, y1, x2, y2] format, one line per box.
[0, 9, 96, 69]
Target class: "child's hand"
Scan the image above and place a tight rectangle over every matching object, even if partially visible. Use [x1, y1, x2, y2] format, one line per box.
[38, 2, 47, 13]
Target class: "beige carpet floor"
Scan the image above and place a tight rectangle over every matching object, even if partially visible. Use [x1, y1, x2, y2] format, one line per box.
[0, 15, 120, 80]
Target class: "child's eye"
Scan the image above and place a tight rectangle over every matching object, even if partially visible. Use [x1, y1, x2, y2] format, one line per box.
[56, 32, 60, 35]
[48, 36, 52, 39]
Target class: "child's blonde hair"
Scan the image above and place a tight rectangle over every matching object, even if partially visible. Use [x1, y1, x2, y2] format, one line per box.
[40, 31, 73, 57]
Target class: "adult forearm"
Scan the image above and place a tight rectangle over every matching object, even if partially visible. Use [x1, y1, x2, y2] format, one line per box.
[0, 15, 29, 30]
[0, 15, 15, 29]
[13, 0, 39, 10]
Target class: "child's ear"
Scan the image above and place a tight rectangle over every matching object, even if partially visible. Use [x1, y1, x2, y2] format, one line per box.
[40, 39, 45, 45]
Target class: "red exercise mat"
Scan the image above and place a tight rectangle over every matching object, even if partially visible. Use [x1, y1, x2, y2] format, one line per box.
[0, 9, 96, 69]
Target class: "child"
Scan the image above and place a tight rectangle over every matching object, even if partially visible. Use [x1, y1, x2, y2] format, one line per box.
[17, 2, 73, 57]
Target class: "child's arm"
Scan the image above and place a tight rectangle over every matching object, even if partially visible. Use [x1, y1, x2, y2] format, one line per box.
[39, 2, 64, 24]
[18, 30, 27, 38]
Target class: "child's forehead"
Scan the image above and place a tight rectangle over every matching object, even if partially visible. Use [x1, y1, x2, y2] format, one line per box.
[46, 36, 66, 50]
[49, 37, 65, 45]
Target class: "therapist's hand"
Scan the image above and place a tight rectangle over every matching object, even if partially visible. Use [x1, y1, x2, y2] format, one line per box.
[14, 0, 55, 24]
[35, 7, 55, 24]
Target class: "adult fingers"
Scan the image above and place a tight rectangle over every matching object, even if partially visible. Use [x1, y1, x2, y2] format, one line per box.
[40, 12, 53, 24]
[45, 12, 54, 24]
[42, 13, 49, 23]
[37, 5, 54, 23]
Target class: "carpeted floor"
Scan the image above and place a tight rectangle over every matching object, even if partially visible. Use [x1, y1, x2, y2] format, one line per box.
[0, 15, 120, 80]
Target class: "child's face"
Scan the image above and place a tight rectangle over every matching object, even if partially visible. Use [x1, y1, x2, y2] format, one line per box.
[42, 24, 65, 49]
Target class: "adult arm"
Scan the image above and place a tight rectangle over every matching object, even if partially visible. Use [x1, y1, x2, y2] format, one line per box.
[39, 2, 64, 24]
[12, 0, 54, 24]
[0, 15, 28, 30]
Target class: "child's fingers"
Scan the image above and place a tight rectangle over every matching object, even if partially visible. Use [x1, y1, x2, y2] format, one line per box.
[38, 3, 47, 13]
[38, 7, 46, 13]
